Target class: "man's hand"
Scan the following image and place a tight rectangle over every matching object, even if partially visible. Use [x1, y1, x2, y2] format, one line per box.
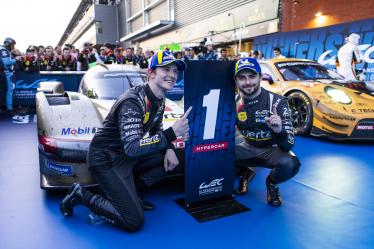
[172, 106, 192, 138]
[265, 106, 282, 133]
[164, 149, 179, 172]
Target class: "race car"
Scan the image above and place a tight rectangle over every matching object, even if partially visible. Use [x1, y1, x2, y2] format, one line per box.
[259, 58, 374, 140]
[36, 64, 184, 189]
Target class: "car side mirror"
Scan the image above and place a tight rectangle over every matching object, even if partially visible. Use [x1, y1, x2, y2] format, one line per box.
[262, 73, 274, 84]
[87, 88, 98, 99]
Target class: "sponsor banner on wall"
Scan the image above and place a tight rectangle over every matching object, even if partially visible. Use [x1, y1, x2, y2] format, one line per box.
[184, 61, 236, 205]
[14, 71, 85, 106]
[254, 18, 374, 81]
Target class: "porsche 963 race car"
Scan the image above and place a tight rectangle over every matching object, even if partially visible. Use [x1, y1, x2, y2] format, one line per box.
[36, 64, 184, 189]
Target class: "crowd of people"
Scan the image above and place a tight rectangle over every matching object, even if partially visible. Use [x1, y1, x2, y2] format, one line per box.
[5, 40, 273, 73]
[0, 35, 284, 114]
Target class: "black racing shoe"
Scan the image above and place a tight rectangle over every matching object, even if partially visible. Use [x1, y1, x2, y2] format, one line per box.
[266, 176, 282, 207]
[139, 198, 155, 211]
[235, 167, 255, 195]
[60, 183, 85, 217]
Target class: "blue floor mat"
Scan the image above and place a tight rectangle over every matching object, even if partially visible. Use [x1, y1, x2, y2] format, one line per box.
[0, 113, 373, 249]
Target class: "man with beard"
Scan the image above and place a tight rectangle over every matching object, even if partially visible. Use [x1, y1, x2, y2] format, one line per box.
[234, 57, 300, 207]
[60, 50, 191, 232]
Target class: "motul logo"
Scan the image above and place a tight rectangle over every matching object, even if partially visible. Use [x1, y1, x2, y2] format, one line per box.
[357, 125, 374, 130]
[199, 178, 224, 190]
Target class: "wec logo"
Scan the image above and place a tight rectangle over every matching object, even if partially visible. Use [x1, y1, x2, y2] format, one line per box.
[318, 44, 374, 66]
[199, 178, 224, 190]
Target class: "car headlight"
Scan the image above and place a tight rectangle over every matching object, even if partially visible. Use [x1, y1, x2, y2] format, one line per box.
[324, 86, 352, 104]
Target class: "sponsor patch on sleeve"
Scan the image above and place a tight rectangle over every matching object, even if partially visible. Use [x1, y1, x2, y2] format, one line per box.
[143, 112, 150, 124]
[139, 134, 160, 146]
[238, 112, 247, 122]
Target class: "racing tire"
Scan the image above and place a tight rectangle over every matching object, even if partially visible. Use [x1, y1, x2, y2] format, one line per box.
[287, 91, 313, 135]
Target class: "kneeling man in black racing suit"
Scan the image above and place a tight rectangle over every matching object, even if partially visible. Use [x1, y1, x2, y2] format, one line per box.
[60, 51, 191, 232]
[234, 57, 300, 207]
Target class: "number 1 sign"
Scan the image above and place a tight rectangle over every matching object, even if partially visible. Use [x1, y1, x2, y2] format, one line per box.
[184, 60, 236, 205]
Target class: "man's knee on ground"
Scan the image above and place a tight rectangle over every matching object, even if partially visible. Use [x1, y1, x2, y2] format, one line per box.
[275, 155, 300, 182]
[117, 213, 145, 232]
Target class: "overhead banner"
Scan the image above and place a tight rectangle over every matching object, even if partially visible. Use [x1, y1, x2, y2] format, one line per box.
[254, 18, 374, 81]
[184, 61, 236, 205]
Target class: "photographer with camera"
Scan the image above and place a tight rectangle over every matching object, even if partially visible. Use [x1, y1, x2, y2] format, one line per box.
[78, 42, 97, 71]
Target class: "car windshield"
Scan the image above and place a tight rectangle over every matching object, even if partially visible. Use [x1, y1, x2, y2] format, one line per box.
[85, 72, 147, 100]
[275, 61, 344, 81]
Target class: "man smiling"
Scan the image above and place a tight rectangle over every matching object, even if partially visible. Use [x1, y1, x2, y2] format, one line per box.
[60, 51, 192, 232]
[234, 57, 300, 207]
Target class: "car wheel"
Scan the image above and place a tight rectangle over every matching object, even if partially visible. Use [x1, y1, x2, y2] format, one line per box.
[287, 91, 313, 135]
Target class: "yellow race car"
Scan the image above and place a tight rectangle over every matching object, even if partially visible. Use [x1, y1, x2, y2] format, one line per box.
[259, 58, 374, 140]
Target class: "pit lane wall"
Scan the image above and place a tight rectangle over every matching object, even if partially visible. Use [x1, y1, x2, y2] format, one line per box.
[13, 70, 184, 106]
[253, 18, 374, 81]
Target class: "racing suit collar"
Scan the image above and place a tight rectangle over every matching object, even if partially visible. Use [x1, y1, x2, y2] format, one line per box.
[144, 83, 163, 105]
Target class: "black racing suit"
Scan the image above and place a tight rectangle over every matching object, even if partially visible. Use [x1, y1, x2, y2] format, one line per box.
[235, 87, 300, 184]
[84, 84, 177, 232]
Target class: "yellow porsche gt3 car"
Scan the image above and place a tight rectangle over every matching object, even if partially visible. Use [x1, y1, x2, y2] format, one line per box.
[259, 58, 374, 140]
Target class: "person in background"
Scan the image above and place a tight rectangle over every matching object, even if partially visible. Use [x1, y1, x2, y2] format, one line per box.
[251, 50, 259, 60]
[203, 40, 218, 60]
[218, 48, 229, 61]
[23, 47, 39, 72]
[0, 57, 7, 111]
[54, 45, 62, 61]
[133, 47, 148, 68]
[56, 47, 77, 71]
[258, 51, 265, 61]
[337, 33, 362, 80]
[122, 47, 135, 65]
[0, 38, 17, 114]
[39, 45, 57, 71]
[78, 42, 97, 71]
[273, 47, 285, 59]
[144, 48, 153, 66]
[103, 43, 116, 64]
[114, 47, 124, 64]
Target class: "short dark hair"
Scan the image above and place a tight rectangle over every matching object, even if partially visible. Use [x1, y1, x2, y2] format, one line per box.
[221, 48, 227, 52]
[273, 47, 281, 52]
